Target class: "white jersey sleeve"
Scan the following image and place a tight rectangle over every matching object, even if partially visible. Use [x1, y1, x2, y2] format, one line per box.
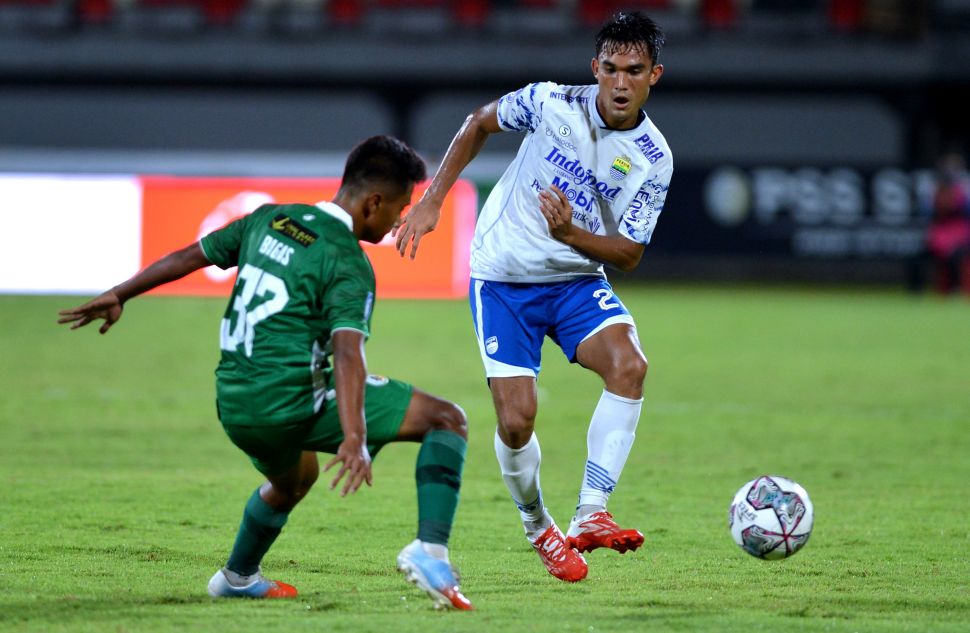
[495, 82, 557, 133]
[619, 150, 673, 245]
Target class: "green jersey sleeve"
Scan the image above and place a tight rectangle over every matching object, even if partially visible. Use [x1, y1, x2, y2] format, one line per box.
[322, 244, 375, 337]
[199, 210, 259, 269]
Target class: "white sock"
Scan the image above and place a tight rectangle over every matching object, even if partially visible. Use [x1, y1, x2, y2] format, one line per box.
[523, 510, 555, 543]
[222, 567, 258, 587]
[577, 390, 642, 512]
[494, 430, 547, 526]
[420, 540, 449, 562]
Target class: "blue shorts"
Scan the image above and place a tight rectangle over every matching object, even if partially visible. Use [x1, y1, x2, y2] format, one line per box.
[469, 277, 636, 378]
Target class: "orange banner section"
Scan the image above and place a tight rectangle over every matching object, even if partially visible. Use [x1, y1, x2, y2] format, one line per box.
[140, 177, 476, 298]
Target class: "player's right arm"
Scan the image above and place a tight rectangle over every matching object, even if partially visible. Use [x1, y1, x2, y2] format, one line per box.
[59, 209, 254, 334]
[395, 100, 503, 260]
[323, 329, 374, 496]
[57, 242, 211, 334]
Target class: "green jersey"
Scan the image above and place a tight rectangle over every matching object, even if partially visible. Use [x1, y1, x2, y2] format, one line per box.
[199, 202, 375, 425]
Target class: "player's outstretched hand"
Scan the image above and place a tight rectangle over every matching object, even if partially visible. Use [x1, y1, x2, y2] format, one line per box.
[57, 292, 124, 334]
[539, 185, 575, 242]
[394, 197, 441, 260]
[324, 439, 373, 496]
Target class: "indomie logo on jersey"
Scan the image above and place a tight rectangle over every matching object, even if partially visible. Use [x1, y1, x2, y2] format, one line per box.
[544, 147, 622, 201]
[270, 214, 318, 247]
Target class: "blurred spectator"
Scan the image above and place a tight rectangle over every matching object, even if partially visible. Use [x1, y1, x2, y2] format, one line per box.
[863, 0, 929, 40]
[909, 150, 970, 295]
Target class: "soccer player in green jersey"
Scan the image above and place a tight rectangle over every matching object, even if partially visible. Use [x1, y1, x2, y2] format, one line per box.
[58, 136, 473, 610]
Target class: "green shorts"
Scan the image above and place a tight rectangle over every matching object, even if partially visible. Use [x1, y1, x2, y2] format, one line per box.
[220, 375, 413, 476]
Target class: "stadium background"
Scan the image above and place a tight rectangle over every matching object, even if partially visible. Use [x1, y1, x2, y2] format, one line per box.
[2, 3, 969, 630]
[2, 0, 969, 291]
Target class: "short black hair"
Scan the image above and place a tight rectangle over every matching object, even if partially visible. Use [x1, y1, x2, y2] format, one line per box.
[341, 135, 426, 195]
[594, 11, 666, 66]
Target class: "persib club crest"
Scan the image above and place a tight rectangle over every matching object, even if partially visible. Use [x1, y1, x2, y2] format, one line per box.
[610, 156, 631, 180]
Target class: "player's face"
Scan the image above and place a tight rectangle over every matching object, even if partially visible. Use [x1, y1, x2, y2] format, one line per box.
[362, 183, 415, 244]
[591, 44, 663, 130]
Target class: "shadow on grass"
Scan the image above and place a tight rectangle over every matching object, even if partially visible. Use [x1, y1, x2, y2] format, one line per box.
[0, 594, 209, 623]
[0, 592, 343, 626]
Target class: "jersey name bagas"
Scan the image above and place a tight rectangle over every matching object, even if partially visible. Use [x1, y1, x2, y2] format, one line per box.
[258, 234, 295, 266]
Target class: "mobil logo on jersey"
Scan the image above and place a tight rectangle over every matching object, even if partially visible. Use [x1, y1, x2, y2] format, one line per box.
[544, 147, 623, 201]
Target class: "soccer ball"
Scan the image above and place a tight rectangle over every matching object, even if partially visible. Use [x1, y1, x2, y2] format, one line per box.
[728, 475, 814, 560]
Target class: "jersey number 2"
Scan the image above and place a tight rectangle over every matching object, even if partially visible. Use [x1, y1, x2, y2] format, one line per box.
[593, 288, 619, 310]
[220, 263, 289, 357]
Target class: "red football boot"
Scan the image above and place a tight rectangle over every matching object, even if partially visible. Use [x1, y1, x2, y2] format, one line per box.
[566, 511, 644, 554]
[531, 524, 588, 582]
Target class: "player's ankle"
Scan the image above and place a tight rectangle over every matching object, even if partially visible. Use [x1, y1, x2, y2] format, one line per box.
[524, 512, 554, 542]
[419, 540, 449, 562]
[575, 504, 606, 521]
[222, 567, 258, 587]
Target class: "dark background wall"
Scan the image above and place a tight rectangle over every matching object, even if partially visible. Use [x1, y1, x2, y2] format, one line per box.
[2, 0, 968, 285]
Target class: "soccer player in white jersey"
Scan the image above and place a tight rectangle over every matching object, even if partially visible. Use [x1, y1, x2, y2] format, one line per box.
[396, 12, 672, 582]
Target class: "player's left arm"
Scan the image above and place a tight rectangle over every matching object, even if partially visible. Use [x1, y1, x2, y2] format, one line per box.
[57, 242, 212, 334]
[539, 185, 645, 272]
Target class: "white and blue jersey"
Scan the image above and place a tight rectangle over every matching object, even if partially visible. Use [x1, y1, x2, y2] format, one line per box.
[471, 81, 673, 283]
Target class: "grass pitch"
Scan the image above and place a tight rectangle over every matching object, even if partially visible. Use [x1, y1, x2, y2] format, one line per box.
[1, 285, 967, 632]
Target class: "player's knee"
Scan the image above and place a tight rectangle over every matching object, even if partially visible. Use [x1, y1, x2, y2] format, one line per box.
[627, 354, 648, 383]
[604, 353, 647, 396]
[269, 463, 319, 509]
[431, 400, 468, 439]
[285, 479, 316, 508]
[265, 484, 307, 512]
[497, 413, 535, 448]
[299, 469, 319, 497]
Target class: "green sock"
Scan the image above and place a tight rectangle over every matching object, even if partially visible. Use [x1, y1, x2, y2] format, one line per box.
[415, 430, 466, 545]
[226, 488, 290, 576]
